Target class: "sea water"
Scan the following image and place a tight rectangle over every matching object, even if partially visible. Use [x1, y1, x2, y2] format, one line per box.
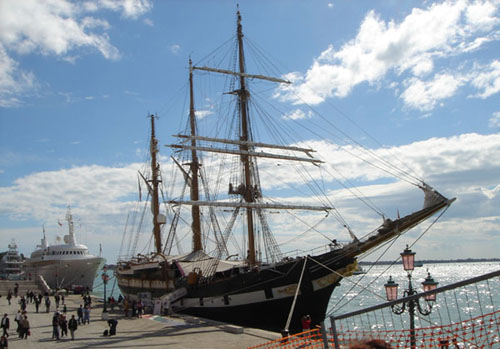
[326, 261, 500, 331]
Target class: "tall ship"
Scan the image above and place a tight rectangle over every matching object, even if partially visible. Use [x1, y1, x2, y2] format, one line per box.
[24, 208, 104, 291]
[0, 239, 25, 279]
[116, 11, 455, 333]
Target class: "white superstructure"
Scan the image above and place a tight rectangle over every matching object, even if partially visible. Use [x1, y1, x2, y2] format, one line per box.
[0, 239, 25, 278]
[24, 208, 104, 291]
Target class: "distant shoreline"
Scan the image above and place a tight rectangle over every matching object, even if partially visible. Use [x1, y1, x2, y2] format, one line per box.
[359, 258, 500, 265]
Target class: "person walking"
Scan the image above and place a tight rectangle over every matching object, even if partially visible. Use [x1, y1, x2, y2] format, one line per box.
[14, 311, 21, 335]
[68, 315, 77, 340]
[0, 334, 7, 348]
[13, 284, 18, 298]
[77, 305, 84, 324]
[6, 291, 11, 306]
[18, 316, 29, 339]
[1, 314, 9, 338]
[51, 313, 60, 340]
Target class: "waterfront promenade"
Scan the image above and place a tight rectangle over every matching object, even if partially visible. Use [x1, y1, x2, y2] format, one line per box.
[0, 294, 279, 348]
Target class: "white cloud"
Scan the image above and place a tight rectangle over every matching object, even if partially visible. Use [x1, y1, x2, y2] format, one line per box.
[470, 60, 500, 98]
[83, 0, 152, 19]
[401, 73, 465, 111]
[277, 0, 500, 110]
[195, 110, 213, 119]
[0, 43, 36, 107]
[479, 184, 500, 199]
[283, 109, 309, 120]
[489, 111, 500, 127]
[170, 44, 181, 55]
[0, 0, 152, 107]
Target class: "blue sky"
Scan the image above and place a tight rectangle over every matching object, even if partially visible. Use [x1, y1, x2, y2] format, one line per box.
[1, 0, 499, 263]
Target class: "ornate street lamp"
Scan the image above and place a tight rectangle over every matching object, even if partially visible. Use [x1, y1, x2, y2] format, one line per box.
[401, 245, 416, 272]
[422, 272, 439, 302]
[384, 246, 438, 348]
[102, 266, 110, 314]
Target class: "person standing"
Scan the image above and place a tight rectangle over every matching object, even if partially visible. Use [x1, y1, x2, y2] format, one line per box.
[6, 291, 11, 306]
[137, 300, 143, 318]
[13, 284, 18, 298]
[83, 306, 90, 324]
[301, 314, 311, 334]
[0, 334, 7, 348]
[34, 297, 40, 313]
[19, 297, 26, 312]
[45, 297, 51, 313]
[51, 313, 60, 340]
[18, 316, 29, 339]
[68, 315, 77, 340]
[59, 315, 68, 338]
[0, 314, 9, 338]
[77, 305, 83, 324]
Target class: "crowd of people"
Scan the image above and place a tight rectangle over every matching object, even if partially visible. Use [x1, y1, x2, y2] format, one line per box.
[0, 286, 133, 347]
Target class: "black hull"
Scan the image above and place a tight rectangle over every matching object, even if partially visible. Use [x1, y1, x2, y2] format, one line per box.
[180, 281, 337, 333]
[118, 250, 355, 333]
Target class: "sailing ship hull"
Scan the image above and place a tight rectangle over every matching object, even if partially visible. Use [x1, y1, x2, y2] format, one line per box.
[117, 250, 357, 333]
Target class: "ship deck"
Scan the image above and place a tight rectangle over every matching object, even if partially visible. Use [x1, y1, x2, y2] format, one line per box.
[0, 293, 279, 348]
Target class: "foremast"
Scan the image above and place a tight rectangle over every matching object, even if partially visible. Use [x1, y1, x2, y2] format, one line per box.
[188, 60, 203, 252]
[149, 114, 163, 254]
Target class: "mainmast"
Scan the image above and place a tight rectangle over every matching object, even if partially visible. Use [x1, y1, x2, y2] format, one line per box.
[189, 59, 203, 252]
[149, 114, 163, 254]
[236, 11, 257, 265]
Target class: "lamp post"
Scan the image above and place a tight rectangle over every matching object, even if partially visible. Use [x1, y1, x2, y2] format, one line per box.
[384, 246, 438, 348]
[102, 266, 109, 314]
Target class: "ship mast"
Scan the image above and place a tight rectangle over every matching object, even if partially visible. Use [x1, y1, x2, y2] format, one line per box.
[149, 114, 163, 254]
[189, 59, 203, 252]
[235, 11, 257, 265]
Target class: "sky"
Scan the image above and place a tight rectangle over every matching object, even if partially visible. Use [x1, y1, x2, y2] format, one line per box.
[0, 0, 499, 265]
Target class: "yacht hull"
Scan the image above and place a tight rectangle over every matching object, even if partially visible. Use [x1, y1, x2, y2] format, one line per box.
[25, 256, 104, 291]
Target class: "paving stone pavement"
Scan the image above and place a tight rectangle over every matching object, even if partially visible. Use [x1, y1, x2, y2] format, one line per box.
[0, 293, 279, 349]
